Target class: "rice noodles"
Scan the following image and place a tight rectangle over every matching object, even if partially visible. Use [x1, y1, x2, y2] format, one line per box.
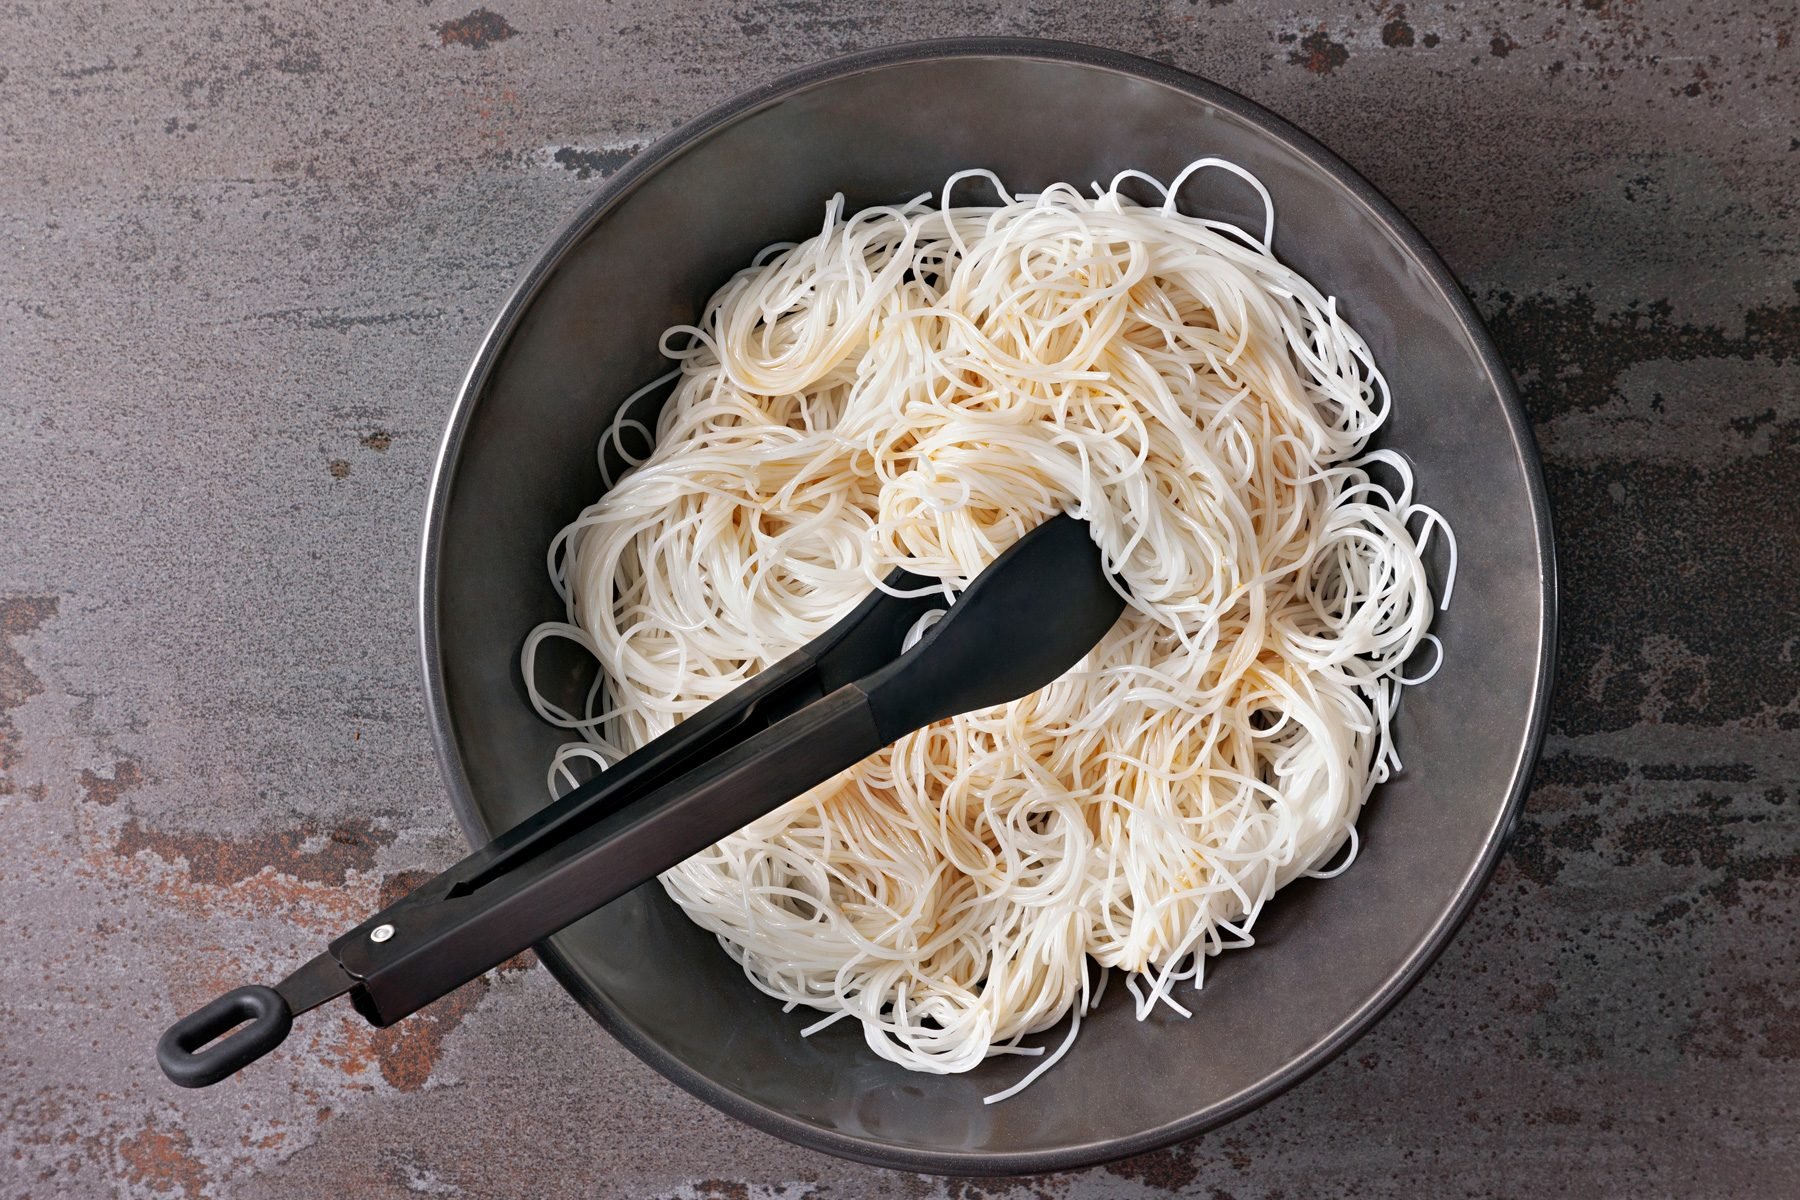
[523, 161, 1455, 1097]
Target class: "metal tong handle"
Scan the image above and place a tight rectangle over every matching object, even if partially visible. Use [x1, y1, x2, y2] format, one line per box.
[156, 515, 1123, 1087]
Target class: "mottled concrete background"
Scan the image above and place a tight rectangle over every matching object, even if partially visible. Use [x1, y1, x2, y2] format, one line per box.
[1, 1, 1795, 1196]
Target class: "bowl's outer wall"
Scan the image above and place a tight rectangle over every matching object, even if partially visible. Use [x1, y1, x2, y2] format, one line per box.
[424, 45, 1551, 1172]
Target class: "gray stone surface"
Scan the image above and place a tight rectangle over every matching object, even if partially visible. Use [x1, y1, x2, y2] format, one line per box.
[1, 1, 1796, 1196]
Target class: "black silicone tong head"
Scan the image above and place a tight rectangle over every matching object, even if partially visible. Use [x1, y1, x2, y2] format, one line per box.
[157, 513, 1124, 1087]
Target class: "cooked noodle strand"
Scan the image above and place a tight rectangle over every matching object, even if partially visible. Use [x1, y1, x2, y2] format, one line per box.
[524, 162, 1448, 1092]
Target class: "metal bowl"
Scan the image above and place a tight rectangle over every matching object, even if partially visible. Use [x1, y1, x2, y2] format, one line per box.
[420, 39, 1555, 1174]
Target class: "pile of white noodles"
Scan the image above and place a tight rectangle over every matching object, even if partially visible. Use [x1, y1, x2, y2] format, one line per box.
[524, 161, 1454, 1100]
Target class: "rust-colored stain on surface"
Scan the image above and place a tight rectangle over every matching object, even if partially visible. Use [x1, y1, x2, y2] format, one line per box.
[690, 1182, 757, 1200]
[0, 595, 57, 772]
[90, 818, 401, 952]
[363, 978, 491, 1090]
[1380, 3, 1416, 48]
[304, 871, 540, 1092]
[434, 8, 519, 50]
[117, 1122, 208, 1199]
[1105, 1142, 1208, 1192]
[1684, 980, 1800, 1062]
[1288, 29, 1350, 74]
[113, 815, 393, 888]
[322, 963, 538, 1091]
[79, 758, 143, 806]
[551, 145, 641, 180]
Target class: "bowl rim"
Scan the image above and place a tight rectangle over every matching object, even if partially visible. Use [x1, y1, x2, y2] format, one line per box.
[418, 36, 1559, 1176]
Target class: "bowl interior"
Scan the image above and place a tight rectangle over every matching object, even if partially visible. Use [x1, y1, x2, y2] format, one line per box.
[424, 45, 1551, 1173]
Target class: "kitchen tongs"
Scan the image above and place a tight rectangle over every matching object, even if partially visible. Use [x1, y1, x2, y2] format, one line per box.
[158, 514, 1124, 1087]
